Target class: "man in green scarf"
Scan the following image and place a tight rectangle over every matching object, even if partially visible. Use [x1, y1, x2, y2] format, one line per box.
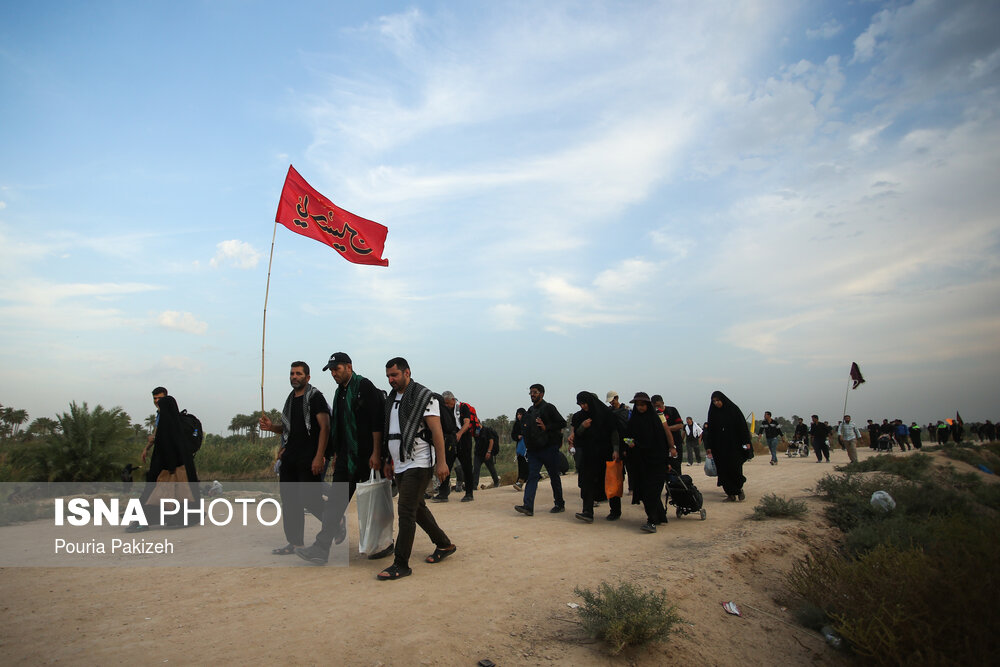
[296, 352, 388, 565]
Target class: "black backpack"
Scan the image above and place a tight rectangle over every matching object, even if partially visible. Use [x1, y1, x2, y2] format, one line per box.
[180, 409, 204, 454]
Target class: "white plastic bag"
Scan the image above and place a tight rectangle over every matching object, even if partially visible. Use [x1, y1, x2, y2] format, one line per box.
[704, 457, 718, 477]
[356, 470, 394, 555]
[870, 490, 896, 512]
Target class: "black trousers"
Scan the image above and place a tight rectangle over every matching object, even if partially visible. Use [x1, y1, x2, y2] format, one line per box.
[437, 440, 457, 498]
[313, 461, 362, 550]
[278, 457, 325, 546]
[813, 437, 830, 462]
[473, 453, 500, 488]
[453, 439, 474, 497]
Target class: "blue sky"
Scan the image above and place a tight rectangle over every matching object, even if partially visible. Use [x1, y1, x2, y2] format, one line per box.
[2, 0, 998, 435]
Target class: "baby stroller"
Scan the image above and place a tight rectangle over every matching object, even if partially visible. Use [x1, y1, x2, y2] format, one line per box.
[876, 434, 895, 452]
[666, 472, 707, 520]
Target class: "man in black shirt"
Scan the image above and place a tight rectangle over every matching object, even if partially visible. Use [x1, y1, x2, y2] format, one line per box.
[809, 414, 830, 463]
[297, 352, 387, 564]
[259, 361, 330, 555]
[760, 411, 782, 465]
[472, 425, 501, 490]
[439, 392, 475, 502]
[515, 383, 567, 516]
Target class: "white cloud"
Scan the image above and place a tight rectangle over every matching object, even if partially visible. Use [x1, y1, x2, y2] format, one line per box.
[806, 20, 842, 40]
[0, 279, 159, 331]
[210, 240, 261, 269]
[852, 9, 890, 64]
[157, 311, 208, 335]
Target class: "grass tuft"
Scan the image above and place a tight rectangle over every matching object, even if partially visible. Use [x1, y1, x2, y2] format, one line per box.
[750, 493, 808, 520]
[574, 581, 682, 654]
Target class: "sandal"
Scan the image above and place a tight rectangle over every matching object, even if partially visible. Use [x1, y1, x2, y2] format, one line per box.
[271, 543, 297, 555]
[376, 564, 412, 580]
[425, 544, 457, 564]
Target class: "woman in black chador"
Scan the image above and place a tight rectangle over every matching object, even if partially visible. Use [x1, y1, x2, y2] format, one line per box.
[626, 392, 671, 533]
[570, 391, 619, 523]
[130, 395, 200, 531]
[704, 390, 751, 502]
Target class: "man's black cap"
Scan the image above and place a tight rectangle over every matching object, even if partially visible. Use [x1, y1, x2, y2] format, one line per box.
[322, 352, 352, 371]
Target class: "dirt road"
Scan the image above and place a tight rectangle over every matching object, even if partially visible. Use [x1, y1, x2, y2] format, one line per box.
[0, 449, 879, 665]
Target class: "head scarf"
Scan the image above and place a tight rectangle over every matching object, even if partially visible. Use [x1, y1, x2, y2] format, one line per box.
[626, 394, 667, 454]
[705, 390, 751, 450]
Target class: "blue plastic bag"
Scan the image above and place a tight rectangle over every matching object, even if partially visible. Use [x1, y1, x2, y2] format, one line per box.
[704, 457, 718, 477]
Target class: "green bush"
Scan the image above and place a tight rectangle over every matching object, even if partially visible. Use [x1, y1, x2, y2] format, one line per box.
[750, 493, 808, 520]
[940, 445, 1000, 471]
[574, 581, 681, 654]
[791, 451, 1000, 664]
[195, 434, 279, 480]
[839, 452, 933, 480]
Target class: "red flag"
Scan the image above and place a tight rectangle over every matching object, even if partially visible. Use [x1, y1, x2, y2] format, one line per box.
[850, 362, 865, 389]
[274, 165, 388, 267]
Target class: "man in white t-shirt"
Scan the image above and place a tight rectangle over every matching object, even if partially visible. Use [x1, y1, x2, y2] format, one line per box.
[377, 357, 456, 580]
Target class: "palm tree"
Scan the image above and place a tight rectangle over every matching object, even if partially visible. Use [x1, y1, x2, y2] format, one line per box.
[8, 409, 28, 437]
[27, 417, 60, 437]
[32, 402, 133, 482]
[145, 414, 157, 434]
[229, 414, 242, 436]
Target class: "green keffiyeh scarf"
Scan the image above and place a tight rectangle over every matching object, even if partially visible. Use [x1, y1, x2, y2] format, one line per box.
[333, 372, 365, 476]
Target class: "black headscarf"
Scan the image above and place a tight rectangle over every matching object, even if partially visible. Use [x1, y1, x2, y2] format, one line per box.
[627, 397, 668, 459]
[705, 390, 751, 452]
[575, 392, 614, 432]
[511, 407, 526, 442]
[153, 396, 186, 472]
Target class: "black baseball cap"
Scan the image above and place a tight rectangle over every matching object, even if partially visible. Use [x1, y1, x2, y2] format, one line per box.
[322, 352, 352, 371]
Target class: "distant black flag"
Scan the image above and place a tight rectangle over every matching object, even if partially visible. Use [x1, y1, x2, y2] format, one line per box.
[850, 362, 866, 389]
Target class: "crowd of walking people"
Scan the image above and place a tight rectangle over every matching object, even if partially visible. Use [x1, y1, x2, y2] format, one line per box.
[137, 351, 991, 579]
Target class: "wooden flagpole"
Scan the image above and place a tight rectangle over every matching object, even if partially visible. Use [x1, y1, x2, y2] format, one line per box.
[842, 378, 851, 421]
[261, 221, 279, 414]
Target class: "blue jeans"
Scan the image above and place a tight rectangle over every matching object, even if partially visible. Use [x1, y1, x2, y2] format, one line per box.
[766, 437, 779, 462]
[522, 446, 564, 511]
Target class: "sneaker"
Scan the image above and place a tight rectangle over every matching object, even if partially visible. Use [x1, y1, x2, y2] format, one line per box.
[550, 505, 565, 513]
[492, 480, 500, 488]
[461, 495, 474, 502]
[514, 505, 534, 516]
[640, 522, 656, 533]
[512, 481, 523, 491]
[431, 496, 449, 503]
[295, 544, 329, 565]
[574, 512, 594, 523]
[606, 512, 621, 521]
[125, 521, 149, 534]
